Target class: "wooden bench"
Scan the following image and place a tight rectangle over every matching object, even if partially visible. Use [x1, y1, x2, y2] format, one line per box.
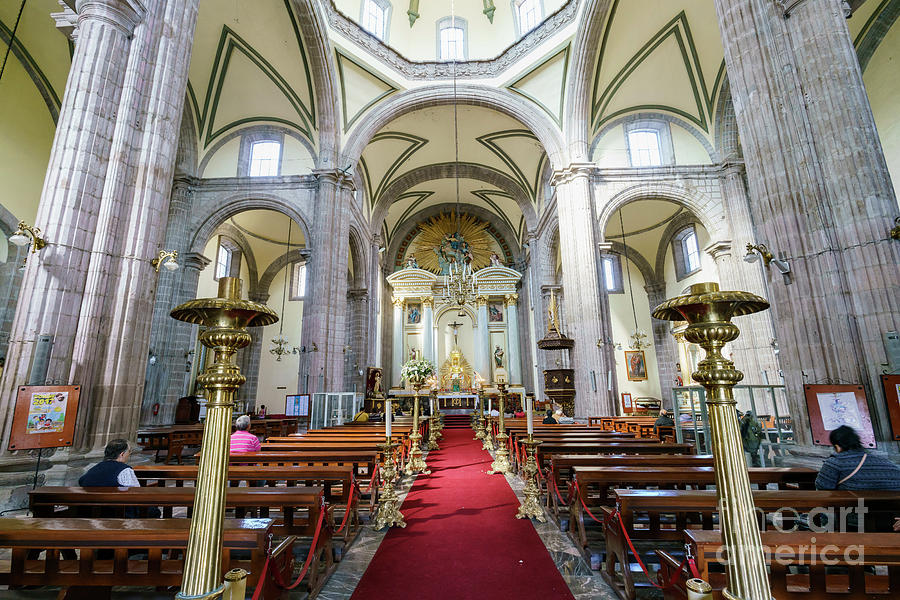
[657, 530, 900, 600]
[535, 443, 695, 474]
[0, 517, 292, 599]
[600, 489, 900, 600]
[226, 451, 379, 481]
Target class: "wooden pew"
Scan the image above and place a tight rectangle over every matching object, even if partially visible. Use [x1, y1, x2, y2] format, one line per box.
[534, 443, 695, 474]
[0, 517, 292, 599]
[657, 530, 900, 600]
[227, 451, 379, 479]
[600, 489, 900, 600]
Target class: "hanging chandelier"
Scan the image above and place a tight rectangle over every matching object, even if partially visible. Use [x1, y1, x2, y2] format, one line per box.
[269, 217, 299, 361]
[440, 0, 478, 310]
[618, 209, 650, 350]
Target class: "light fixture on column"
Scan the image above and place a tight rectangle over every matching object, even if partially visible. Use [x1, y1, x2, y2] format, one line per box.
[10, 221, 47, 254]
[269, 217, 298, 361]
[745, 242, 791, 279]
[151, 249, 179, 272]
[890, 217, 899, 240]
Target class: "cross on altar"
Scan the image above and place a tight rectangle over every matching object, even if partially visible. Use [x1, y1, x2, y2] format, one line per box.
[448, 320, 465, 345]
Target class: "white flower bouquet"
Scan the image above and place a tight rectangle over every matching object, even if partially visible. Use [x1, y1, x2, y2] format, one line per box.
[401, 358, 435, 386]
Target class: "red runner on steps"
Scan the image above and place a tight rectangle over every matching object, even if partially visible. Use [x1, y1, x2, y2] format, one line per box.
[350, 428, 575, 600]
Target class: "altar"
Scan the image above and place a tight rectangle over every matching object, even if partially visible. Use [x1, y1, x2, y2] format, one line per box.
[436, 394, 477, 410]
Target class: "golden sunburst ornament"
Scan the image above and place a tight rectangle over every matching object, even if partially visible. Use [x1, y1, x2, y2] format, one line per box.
[411, 213, 493, 275]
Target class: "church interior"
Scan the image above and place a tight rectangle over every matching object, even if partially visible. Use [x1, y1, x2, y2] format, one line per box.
[0, 0, 899, 598]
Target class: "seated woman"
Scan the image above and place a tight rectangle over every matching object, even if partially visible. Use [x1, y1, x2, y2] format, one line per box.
[514, 407, 526, 418]
[542, 409, 557, 424]
[353, 409, 369, 422]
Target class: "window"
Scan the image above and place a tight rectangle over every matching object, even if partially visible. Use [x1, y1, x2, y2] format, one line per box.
[248, 140, 281, 177]
[601, 254, 624, 293]
[290, 261, 307, 300]
[673, 226, 702, 279]
[627, 129, 662, 167]
[361, 0, 389, 41]
[215, 240, 232, 280]
[515, 0, 542, 35]
[438, 18, 466, 61]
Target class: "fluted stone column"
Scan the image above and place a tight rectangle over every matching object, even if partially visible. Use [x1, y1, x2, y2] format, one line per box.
[299, 170, 353, 393]
[645, 281, 679, 401]
[0, 0, 149, 457]
[505, 294, 522, 385]
[344, 288, 369, 391]
[476, 296, 491, 377]
[391, 296, 404, 387]
[553, 164, 616, 416]
[422, 298, 434, 364]
[235, 291, 269, 413]
[0, 241, 26, 362]
[713, 0, 900, 442]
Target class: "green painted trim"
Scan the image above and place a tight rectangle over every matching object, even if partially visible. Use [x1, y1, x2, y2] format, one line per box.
[855, 0, 891, 47]
[531, 152, 548, 203]
[506, 43, 571, 126]
[476, 129, 541, 202]
[388, 191, 434, 239]
[591, 12, 708, 133]
[589, 0, 621, 120]
[367, 131, 429, 204]
[335, 48, 399, 131]
[186, 82, 201, 134]
[282, 0, 317, 124]
[208, 116, 312, 146]
[0, 19, 61, 112]
[518, 215, 525, 242]
[471, 189, 518, 234]
[359, 157, 375, 206]
[382, 221, 390, 244]
[202, 25, 314, 146]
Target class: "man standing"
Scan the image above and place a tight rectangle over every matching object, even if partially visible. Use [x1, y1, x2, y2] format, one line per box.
[739, 411, 765, 467]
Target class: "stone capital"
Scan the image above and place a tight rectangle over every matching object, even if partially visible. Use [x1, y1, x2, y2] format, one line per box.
[391, 296, 405, 309]
[183, 252, 211, 272]
[504, 293, 518, 307]
[705, 240, 732, 261]
[597, 242, 614, 254]
[313, 168, 356, 191]
[76, 0, 147, 37]
[52, 3, 80, 40]
[248, 292, 270, 304]
[476, 295, 488, 307]
[422, 297, 434, 308]
[550, 163, 595, 186]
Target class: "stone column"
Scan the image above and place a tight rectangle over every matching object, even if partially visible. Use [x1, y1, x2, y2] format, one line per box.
[236, 291, 269, 413]
[713, 0, 900, 442]
[422, 297, 434, 365]
[476, 295, 491, 378]
[299, 170, 353, 393]
[0, 241, 26, 361]
[645, 281, 679, 401]
[0, 0, 148, 457]
[345, 288, 369, 391]
[505, 294, 522, 385]
[391, 296, 404, 387]
[553, 164, 616, 416]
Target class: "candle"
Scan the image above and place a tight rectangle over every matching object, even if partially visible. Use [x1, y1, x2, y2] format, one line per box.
[386, 400, 392, 438]
[526, 395, 533, 436]
[488, 397, 492, 415]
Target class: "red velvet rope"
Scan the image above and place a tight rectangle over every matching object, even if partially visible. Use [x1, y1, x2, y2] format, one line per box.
[270, 498, 328, 591]
[335, 477, 359, 535]
[363, 463, 379, 493]
[572, 479, 606, 525]
[610, 508, 691, 590]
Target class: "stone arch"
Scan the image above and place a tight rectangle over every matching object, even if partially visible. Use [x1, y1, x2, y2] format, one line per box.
[348, 226, 368, 289]
[189, 193, 313, 257]
[564, 0, 616, 161]
[212, 222, 260, 296]
[342, 85, 566, 170]
[605, 240, 658, 285]
[857, 0, 900, 73]
[713, 76, 741, 161]
[176, 101, 199, 177]
[654, 211, 705, 277]
[258, 248, 308, 296]
[385, 203, 522, 274]
[434, 302, 478, 327]
[596, 183, 725, 244]
[370, 162, 538, 236]
[544, 221, 562, 285]
[590, 112, 717, 164]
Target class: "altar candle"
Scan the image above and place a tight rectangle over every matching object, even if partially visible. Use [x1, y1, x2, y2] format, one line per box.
[386, 400, 392, 438]
[488, 397, 492, 415]
[526, 396, 533, 436]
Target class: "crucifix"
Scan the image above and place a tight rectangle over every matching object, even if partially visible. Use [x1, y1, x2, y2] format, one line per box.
[448, 320, 464, 345]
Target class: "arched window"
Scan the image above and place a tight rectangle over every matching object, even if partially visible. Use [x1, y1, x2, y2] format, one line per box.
[248, 140, 281, 177]
[601, 254, 624, 293]
[513, 0, 543, 36]
[437, 17, 467, 61]
[627, 129, 662, 167]
[215, 236, 241, 280]
[290, 261, 307, 300]
[361, 0, 390, 41]
[672, 225, 702, 279]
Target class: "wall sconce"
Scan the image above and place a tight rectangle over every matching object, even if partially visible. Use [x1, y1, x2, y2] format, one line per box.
[744, 242, 791, 281]
[298, 342, 319, 353]
[891, 217, 900, 241]
[151, 250, 179, 272]
[10, 221, 47, 253]
[596, 337, 623, 350]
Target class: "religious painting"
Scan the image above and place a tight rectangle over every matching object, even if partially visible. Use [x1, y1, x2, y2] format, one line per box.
[366, 367, 385, 399]
[621, 392, 634, 414]
[879, 375, 900, 441]
[804, 384, 876, 448]
[488, 301, 504, 322]
[624, 350, 647, 381]
[410, 213, 494, 275]
[407, 303, 421, 325]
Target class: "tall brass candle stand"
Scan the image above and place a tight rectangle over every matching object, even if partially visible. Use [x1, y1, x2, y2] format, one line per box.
[474, 388, 486, 441]
[427, 392, 440, 451]
[516, 435, 544, 522]
[652, 282, 772, 600]
[372, 439, 406, 530]
[487, 382, 510, 475]
[404, 383, 430, 475]
[432, 389, 443, 440]
[172, 277, 278, 599]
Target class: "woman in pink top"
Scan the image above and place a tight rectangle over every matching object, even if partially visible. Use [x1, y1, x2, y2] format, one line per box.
[230, 415, 261, 453]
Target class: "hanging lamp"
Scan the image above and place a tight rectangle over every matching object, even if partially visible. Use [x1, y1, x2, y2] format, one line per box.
[617, 209, 650, 350]
[269, 217, 298, 360]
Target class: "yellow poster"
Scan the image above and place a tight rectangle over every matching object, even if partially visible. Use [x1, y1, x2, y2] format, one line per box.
[25, 391, 68, 434]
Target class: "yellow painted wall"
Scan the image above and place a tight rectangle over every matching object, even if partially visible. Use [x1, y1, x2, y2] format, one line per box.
[671, 123, 712, 164]
[201, 138, 241, 178]
[864, 21, 900, 202]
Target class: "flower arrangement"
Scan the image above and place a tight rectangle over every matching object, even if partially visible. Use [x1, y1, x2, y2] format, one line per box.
[401, 358, 435, 386]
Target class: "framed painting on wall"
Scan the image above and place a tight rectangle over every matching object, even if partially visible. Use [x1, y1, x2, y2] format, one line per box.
[621, 392, 633, 414]
[881, 374, 900, 441]
[804, 384, 876, 448]
[488, 301, 504, 322]
[624, 350, 647, 381]
[407, 303, 422, 325]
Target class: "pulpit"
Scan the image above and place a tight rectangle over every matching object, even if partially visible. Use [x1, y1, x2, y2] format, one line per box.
[543, 369, 575, 417]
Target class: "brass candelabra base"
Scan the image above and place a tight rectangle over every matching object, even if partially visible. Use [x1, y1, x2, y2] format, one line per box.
[404, 432, 430, 475]
[474, 413, 486, 441]
[426, 416, 440, 451]
[481, 416, 495, 451]
[516, 438, 545, 522]
[372, 441, 406, 530]
[488, 432, 510, 475]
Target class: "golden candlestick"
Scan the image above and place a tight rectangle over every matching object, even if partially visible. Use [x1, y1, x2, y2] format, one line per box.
[372, 440, 406, 530]
[427, 406, 440, 451]
[171, 277, 278, 599]
[652, 282, 771, 600]
[516, 435, 545, 521]
[474, 388, 486, 441]
[404, 383, 430, 475]
[487, 382, 510, 475]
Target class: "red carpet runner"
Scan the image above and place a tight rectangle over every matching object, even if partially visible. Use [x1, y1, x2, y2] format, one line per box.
[350, 428, 575, 600]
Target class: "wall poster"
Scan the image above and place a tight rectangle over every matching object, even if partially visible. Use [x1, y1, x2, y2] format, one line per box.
[804, 384, 876, 448]
[8, 385, 81, 451]
[621, 392, 634, 414]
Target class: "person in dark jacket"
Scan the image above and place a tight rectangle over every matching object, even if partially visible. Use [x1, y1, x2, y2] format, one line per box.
[542, 409, 557, 424]
[816, 426, 900, 490]
[654, 409, 674, 432]
[80, 439, 160, 518]
[739, 411, 765, 466]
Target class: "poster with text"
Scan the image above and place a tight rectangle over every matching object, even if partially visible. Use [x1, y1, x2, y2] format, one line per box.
[25, 391, 68, 434]
[8, 385, 81, 451]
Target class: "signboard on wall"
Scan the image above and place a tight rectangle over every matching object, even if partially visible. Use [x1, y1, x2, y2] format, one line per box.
[8, 385, 81, 451]
[285, 394, 309, 417]
[804, 384, 876, 448]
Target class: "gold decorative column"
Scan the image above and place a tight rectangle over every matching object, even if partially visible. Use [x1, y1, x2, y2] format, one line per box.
[172, 277, 278, 599]
[488, 370, 511, 475]
[404, 383, 430, 475]
[652, 282, 771, 600]
[427, 388, 440, 451]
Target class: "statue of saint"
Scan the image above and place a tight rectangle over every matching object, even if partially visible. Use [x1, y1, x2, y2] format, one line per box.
[493, 345, 504, 368]
[548, 288, 561, 333]
[490, 252, 502, 267]
[405, 255, 419, 269]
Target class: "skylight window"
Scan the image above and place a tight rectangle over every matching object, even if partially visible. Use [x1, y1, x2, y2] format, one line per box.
[627, 129, 662, 167]
[361, 0, 389, 41]
[249, 140, 281, 177]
